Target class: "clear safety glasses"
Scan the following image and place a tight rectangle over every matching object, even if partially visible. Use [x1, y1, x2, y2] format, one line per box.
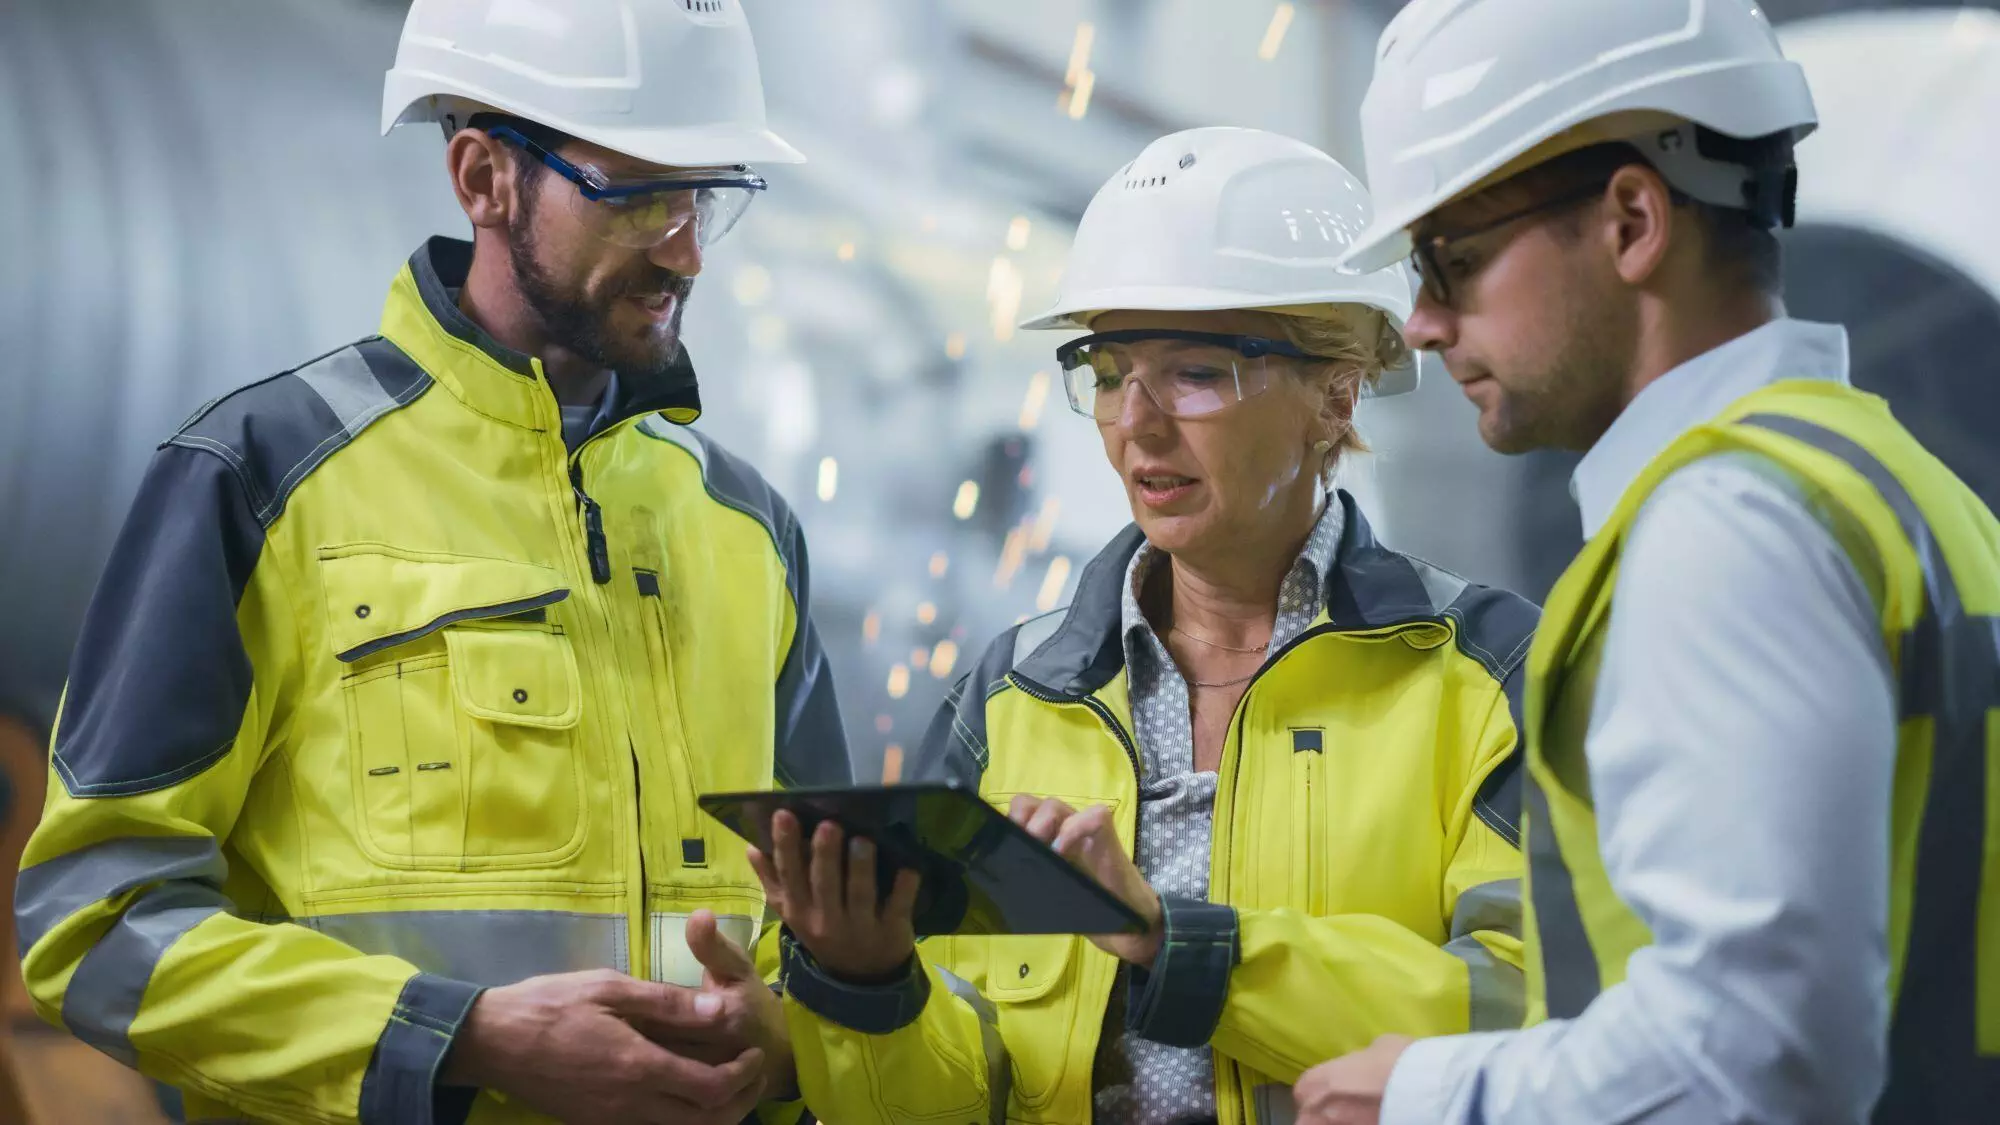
[487, 124, 767, 249]
[1054, 329, 1314, 422]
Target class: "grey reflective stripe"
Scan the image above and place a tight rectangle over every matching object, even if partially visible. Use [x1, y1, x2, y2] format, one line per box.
[1451, 879, 1523, 937]
[16, 835, 225, 957]
[1011, 607, 1070, 668]
[62, 882, 228, 1066]
[168, 336, 432, 529]
[295, 346, 399, 442]
[1527, 776, 1601, 1020]
[1737, 413, 2000, 1117]
[934, 966, 1009, 1125]
[1252, 1082, 1298, 1125]
[1416, 563, 1470, 616]
[1445, 879, 1526, 1030]
[304, 909, 626, 987]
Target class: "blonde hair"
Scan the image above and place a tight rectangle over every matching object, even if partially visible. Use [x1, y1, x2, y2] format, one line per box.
[1267, 306, 1410, 472]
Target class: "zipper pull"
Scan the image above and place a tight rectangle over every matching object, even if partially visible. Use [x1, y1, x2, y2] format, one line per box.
[571, 468, 612, 585]
[582, 494, 611, 585]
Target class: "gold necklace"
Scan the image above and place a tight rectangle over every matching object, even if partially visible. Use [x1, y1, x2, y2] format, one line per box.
[1170, 626, 1269, 654]
[1188, 669, 1259, 689]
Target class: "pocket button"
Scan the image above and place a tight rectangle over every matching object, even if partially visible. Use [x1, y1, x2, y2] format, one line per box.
[513, 688, 529, 704]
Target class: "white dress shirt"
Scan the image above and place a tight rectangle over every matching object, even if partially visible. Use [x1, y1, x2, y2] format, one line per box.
[1381, 319, 1898, 1125]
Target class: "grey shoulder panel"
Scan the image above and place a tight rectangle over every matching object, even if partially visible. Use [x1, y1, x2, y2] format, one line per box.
[1433, 566, 1537, 851]
[637, 417, 802, 601]
[165, 336, 432, 528]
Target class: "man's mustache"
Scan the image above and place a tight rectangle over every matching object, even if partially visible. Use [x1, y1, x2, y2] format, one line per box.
[622, 272, 695, 301]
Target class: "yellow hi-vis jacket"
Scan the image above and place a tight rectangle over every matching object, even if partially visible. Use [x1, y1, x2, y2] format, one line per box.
[15, 238, 850, 1125]
[1524, 380, 2000, 1120]
[782, 497, 1537, 1125]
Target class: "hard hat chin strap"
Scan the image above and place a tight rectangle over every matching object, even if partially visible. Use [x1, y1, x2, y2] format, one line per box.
[1630, 122, 1801, 231]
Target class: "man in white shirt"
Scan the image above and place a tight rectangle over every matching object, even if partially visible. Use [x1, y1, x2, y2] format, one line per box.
[1290, 2, 2000, 1123]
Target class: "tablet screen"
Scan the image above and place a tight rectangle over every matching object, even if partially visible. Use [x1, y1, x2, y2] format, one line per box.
[699, 783, 1148, 937]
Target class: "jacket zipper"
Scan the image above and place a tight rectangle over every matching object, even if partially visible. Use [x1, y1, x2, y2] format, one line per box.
[1005, 673, 1141, 780]
[561, 428, 646, 978]
[571, 464, 612, 585]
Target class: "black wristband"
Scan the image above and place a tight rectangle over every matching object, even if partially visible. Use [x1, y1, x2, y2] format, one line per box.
[1125, 897, 1239, 1047]
[778, 929, 930, 1034]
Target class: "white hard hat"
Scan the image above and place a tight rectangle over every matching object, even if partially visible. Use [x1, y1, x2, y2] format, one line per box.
[1023, 127, 1420, 397]
[383, 0, 804, 168]
[1342, 0, 1818, 274]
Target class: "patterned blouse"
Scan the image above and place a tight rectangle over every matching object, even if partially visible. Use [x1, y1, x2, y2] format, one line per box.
[1093, 499, 1346, 1125]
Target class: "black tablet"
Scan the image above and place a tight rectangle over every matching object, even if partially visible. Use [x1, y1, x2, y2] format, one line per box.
[698, 782, 1148, 937]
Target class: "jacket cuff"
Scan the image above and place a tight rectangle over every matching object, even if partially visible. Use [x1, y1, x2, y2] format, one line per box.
[359, 972, 485, 1125]
[779, 929, 929, 1034]
[1125, 897, 1239, 1047]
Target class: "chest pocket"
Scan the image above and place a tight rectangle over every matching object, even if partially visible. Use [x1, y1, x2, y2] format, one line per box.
[324, 546, 587, 871]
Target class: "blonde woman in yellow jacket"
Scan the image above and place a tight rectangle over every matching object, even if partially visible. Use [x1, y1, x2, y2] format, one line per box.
[759, 129, 1536, 1125]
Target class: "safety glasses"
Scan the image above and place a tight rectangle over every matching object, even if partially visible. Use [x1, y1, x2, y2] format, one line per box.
[1409, 180, 1611, 306]
[1054, 329, 1313, 422]
[487, 124, 767, 249]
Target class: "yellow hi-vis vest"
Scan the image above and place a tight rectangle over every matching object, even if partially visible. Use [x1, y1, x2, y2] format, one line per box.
[1522, 379, 2000, 1121]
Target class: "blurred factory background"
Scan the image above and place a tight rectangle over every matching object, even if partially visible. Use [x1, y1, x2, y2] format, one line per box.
[2, 0, 1999, 1118]
[6, 0, 2000, 784]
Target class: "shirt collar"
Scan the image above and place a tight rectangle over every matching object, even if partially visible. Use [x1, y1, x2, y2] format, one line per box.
[1119, 495, 1347, 645]
[1571, 318, 1851, 539]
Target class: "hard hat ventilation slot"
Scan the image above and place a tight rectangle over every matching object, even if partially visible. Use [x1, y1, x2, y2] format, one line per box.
[677, 0, 728, 13]
[1124, 175, 1171, 190]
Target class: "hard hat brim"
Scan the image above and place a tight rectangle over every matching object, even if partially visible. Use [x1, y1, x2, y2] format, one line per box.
[1020, 283, 1412, 332]
[384, 81, 806, 167]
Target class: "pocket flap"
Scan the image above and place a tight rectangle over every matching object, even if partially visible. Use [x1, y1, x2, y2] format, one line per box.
[985, 935, 1075, 1002]
[444, 627, 581, 729]
[322, 547, 570, 662]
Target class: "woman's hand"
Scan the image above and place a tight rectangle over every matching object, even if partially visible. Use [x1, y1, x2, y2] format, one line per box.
[747, 810, 921, 982]
[1008, 796, 1164, 965]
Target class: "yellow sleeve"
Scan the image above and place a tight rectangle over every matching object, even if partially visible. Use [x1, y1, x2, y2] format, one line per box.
[16, 446, 478, 1125]
[785, 935, 1005, 1125]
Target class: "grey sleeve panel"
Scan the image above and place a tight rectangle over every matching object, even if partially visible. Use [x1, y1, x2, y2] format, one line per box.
[1440, 575, 1539, 851]
[910, 624, 1029, 786]
[636, 420, 853, 787]
[769, 509, 850, 787]
[49, 446, 265, 799]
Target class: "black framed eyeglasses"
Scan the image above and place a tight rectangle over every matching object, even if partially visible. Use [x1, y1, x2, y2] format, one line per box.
[1409, 180, 1612, 307]
[1054, 329, 1315, 421]
[485, 124, 768, 249]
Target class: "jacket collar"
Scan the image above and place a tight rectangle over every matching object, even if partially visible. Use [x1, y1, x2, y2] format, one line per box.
[377, 237, 704, 434]
[1016, 491, 1447, 698]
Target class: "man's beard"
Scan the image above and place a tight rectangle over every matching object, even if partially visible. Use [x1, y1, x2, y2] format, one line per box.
[506, 217, 694, 379]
